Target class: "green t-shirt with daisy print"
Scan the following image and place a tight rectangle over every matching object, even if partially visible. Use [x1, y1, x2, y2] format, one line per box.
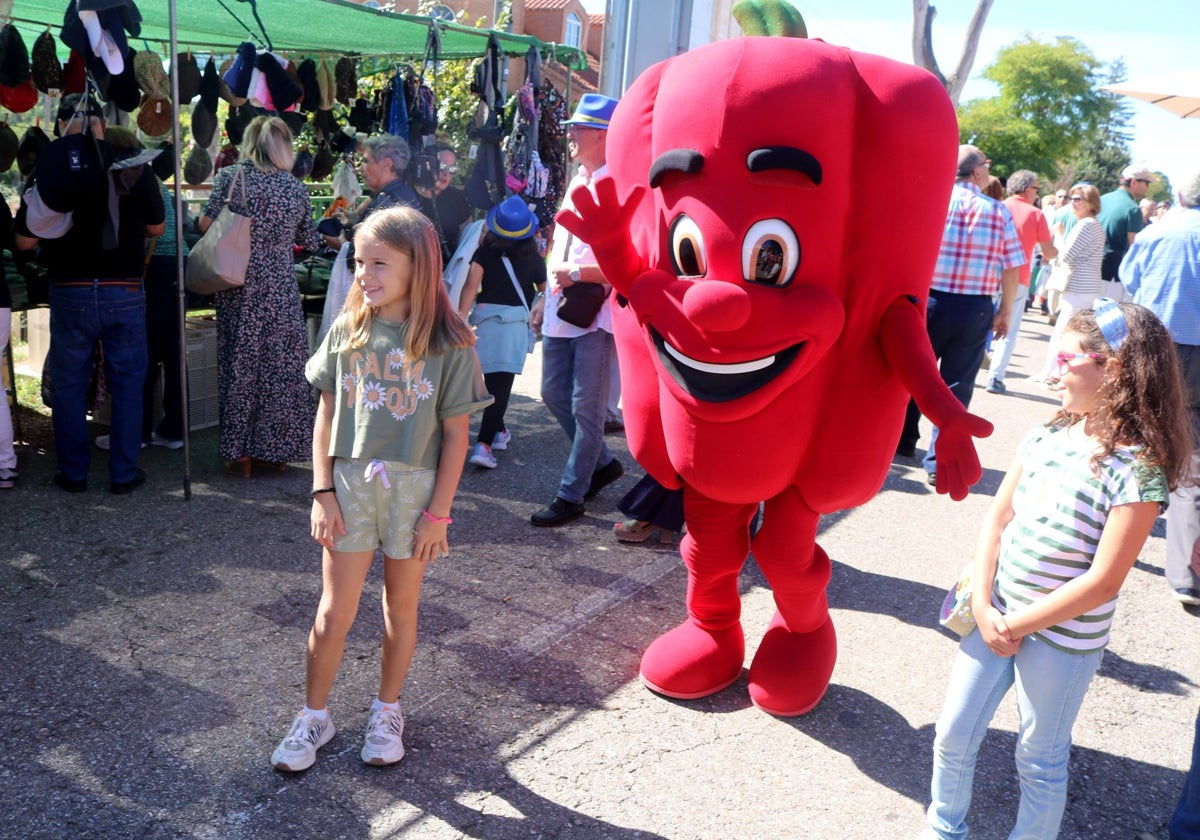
[306, 315, 492, 469]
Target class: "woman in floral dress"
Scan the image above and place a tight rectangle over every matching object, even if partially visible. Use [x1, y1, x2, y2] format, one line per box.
[200, 116, 321, 475]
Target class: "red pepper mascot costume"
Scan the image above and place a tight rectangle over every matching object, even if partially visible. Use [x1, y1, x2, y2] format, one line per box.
[556, 1, 993, 716]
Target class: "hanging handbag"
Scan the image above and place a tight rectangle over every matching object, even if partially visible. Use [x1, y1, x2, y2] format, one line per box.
[501, 254, 538, 354]
[556, 281, 607, 328]
[938, 564, 977, 637]
[185, 164, 251, 295]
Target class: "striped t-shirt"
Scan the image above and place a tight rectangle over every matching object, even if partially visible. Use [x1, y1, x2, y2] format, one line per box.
[992, 423, 1168, 654]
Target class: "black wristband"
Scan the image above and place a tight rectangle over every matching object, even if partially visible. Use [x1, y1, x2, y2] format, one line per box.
[311, 487, 336, 497]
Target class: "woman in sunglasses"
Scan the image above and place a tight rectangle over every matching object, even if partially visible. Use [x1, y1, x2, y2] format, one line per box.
[922, 300, 1193, 840]
[1032, 184, 1106, 384]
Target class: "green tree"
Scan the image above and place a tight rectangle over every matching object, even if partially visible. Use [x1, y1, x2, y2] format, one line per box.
[957, 35, 1117, 181]
[1057, 58, 1134, 193]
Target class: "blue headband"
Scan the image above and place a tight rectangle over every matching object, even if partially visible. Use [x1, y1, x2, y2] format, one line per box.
[1093, 298, 1129, 350]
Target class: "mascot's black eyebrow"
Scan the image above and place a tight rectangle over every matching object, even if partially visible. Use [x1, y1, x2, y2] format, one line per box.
[648, 149, 704, 189]
[746, 146, 823, 186]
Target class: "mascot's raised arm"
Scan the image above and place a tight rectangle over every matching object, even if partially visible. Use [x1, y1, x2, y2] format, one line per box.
[555, 0, 992, 716]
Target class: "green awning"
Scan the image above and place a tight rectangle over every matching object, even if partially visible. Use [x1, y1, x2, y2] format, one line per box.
[7, 0, 587, 68]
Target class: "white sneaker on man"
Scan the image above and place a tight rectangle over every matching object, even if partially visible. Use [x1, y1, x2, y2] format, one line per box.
[149, 432, 184, 450]
[361, 705, 405, 765]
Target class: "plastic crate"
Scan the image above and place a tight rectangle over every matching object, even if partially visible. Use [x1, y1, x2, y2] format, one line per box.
[185, 317, 219, 430]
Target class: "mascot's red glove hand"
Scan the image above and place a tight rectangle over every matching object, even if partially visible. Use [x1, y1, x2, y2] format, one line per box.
[554, 176, 646, 289]
[881, 299, 992, 501]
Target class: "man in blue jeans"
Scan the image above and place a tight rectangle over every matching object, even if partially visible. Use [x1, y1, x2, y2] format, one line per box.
[529, 94, 624, 526]
[15, 93, 165, 494]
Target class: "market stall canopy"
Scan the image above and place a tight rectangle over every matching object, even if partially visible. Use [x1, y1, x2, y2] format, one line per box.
[6, 0, 588, 68]
[1102, 70, 1200, 119]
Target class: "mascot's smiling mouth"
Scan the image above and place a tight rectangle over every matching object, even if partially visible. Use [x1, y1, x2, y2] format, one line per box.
[651, 328, 803, 403]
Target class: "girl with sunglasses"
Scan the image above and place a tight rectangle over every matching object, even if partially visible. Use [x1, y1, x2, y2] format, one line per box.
[922, 300, 1194, 839]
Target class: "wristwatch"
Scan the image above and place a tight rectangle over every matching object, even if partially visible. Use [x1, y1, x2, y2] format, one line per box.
[568, 268, 582, 283]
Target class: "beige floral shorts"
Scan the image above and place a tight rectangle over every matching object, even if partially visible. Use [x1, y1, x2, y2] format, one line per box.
[332, 458, 436, 559]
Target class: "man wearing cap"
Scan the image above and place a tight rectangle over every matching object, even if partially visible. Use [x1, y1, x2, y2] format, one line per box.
[1120, 167, 1200, 609]
[529, 93, 625, 526]
[898, 144, 1024, 485]
[1098, 164, 1153, 286]
[986, 169, 1058, 394]
[14, 93, 165, 494]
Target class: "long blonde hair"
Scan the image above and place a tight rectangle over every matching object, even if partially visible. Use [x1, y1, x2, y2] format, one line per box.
[240, 115, 294, 172]
[339, 206, 474, 359]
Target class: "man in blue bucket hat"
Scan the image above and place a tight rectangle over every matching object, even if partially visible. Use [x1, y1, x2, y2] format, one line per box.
[530, 93, 625, 526]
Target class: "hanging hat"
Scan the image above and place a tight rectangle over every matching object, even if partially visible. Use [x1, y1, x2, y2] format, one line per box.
[255, 51, 302, 112]
[150, 139, 174, 181]
[310, 140, 333, 181]
[17, 124, 50, 176]
[199, 55, 220, 114]
[0, 23, 30, 87]
[347, 98, 373, 134]
[133, 49, 168, 97]
[183, 144, 212, 185]
[316, 55, 335, 111]
[31, 30, 62, 94]
[334, 55, 356, 105]
[216, 56, 244, 106]
[0, 122, 18, 172]
[291, 148, 313, 180]
[223, 41, 255, 99]
[176, 51, 200, 102]
[297, 58, 319, 114]
[191, 99, 217, 147]
[0, 78, 39, 113]
[224, 105, 253, 146]
[286, 60, 304, 109]
[105, 49, 142, 113]
[312, 107, 338, 140]
[118, 2, 142, 39]
[279, 110, 305, 137]
[62, 49, 87, 94]
[329, 124, 357, 155]
[486, 195, 539, 240]
[137, 92, 172, 138]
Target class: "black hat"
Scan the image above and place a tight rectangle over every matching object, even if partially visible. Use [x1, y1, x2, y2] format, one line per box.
[191, 99, 217, 147]
[291, 148, 313, 180]
[310, 141, 334, 181]
[199, 55, 220, 114]
[183, 145, 212, 185]
[31, 30, 62, 94]
[255, 52, 302, 112]
[0, 24, 30, 88]
[17, 124, 50, 176]
[105, 48, 142, 113]
[279, 109, 307, 137]
[348, 98, 374, 134]
[224, 105, 253, 146]
[329, 126, 357, 155]
[334, 56, 357, 105]
[35, 132, 110, 212]
[177, 51, 200, 102]
[297, 58, 319, 114]
[312, 107, 339, 140]
[151, 139, 175, 181]
[0, 122, 18, 172]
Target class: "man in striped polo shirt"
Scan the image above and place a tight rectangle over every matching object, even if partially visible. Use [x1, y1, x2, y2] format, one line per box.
[899, 144, 1025, 485]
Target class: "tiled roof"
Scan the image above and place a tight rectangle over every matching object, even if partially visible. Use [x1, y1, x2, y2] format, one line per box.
[524, 0, 572, 11]
[588, 13, 604, 25]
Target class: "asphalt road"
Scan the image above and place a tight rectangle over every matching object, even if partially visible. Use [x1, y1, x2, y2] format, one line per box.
[2, 312, 1197, 840]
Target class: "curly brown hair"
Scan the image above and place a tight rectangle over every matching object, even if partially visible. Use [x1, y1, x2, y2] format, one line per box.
[1057, 302, 1195, 490]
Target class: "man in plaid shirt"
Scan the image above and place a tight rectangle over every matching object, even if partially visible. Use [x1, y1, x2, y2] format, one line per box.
[899, 144, 1025, 484]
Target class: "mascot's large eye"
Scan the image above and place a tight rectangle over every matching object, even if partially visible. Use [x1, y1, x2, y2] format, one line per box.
[669, 215, 707, 278]
[742, 219, 799, 287]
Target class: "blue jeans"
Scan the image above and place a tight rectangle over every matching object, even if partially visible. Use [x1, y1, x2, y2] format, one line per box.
[1170, 706, 1200, 839]
[48, 282, 147, 484]
[986, 283, 1029, 384]
[925, 628, 1102, 840]
[540, 329, 615, 504]
[900, 290, 993, 474]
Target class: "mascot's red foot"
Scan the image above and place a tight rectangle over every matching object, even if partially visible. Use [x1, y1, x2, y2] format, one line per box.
[748, 612, 837, 717]
[639, 619, 745, 700]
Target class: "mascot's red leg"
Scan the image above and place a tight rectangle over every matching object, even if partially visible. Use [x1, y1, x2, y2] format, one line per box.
[639, 487, 755, 700]
[747, 488, 836, 716]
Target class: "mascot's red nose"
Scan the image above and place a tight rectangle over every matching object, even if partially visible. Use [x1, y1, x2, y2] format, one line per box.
[681, 281, 752, 333]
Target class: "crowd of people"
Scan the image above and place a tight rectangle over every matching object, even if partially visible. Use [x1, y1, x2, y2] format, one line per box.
[4, 89, 1200, 840]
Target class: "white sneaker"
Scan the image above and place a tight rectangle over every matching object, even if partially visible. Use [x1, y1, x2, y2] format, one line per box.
[361, 705, 405, 765]
[0, 467, 16, 489]
[271, 710, 336, 772]
[468, 442, 497, 469]
[491, 428, 511, 451]
[149, 432, 184, 450]
[94, 435, 147, 451]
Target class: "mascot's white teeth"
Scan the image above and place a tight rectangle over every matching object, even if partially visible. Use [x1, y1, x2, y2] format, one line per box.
[663, 341, 775, 375]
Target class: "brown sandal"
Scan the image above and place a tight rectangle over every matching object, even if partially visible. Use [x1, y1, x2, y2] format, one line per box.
[225, 457, 252, 478]
[614, 519, 680, 544]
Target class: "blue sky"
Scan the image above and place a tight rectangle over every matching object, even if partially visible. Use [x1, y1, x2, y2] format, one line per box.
[582, 0, 1197, 190]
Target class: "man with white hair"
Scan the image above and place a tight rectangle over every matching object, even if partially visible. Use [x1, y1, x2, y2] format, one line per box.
[1121, 167, 1200, 608]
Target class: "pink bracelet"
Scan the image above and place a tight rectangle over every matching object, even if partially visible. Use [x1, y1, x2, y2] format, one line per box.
[422, 509, 452, 525]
